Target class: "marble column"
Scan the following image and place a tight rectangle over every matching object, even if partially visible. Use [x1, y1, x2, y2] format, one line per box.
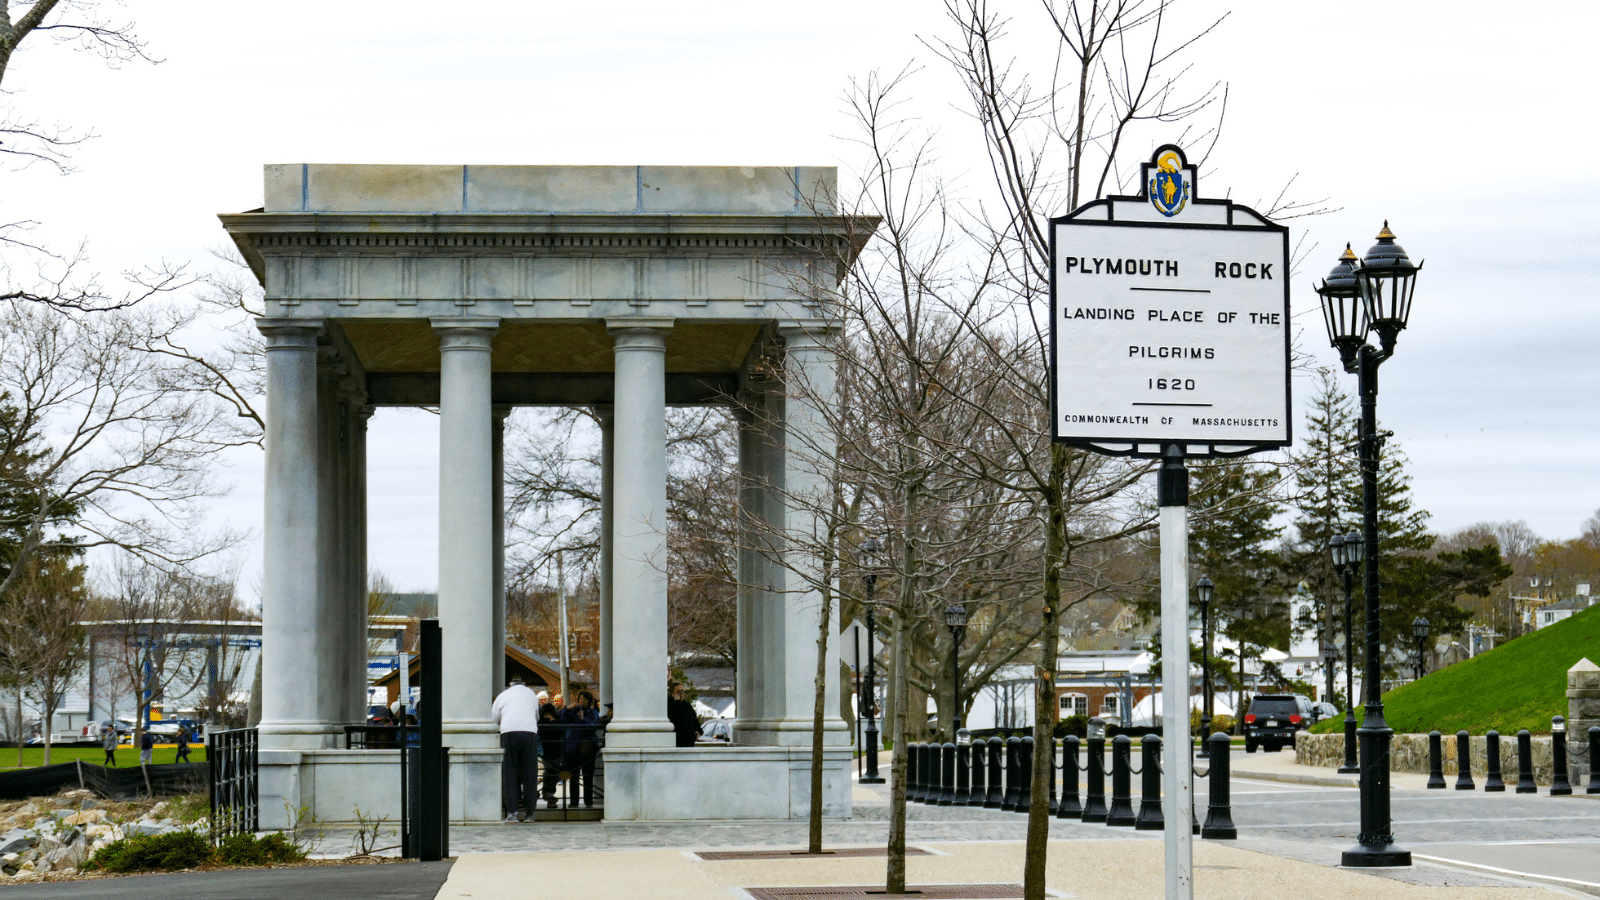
[734, 392, 779, 741]
[433, 317, 501, 749]
[777, 322, 845, 744]
[345, 398, 372, 725]
[596, 406, 615, 709]
[604, 317, 675, 747]
[315, 347, 349, 732]
[257, 319, 337, 750]
[492, 405, 511, 692]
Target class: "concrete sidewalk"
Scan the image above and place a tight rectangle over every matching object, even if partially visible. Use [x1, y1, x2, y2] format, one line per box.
[435, 840, 1573, 900]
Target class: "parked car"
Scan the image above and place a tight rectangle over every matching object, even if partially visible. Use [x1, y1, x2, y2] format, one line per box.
[1241, 693, 1315, 752]
[698, 718, 733, 743]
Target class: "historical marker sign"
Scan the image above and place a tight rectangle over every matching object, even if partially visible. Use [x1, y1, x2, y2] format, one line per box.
[1050, 145, 1291, 456]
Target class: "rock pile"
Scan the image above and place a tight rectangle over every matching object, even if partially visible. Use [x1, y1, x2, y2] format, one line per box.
[0, 793, 191, 880]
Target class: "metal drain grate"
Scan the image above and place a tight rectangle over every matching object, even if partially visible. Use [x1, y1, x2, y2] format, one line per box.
[745, 885, 1023, 900]
[698, 848, 933, 861]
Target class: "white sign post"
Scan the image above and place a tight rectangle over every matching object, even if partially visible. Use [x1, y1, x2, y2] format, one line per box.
[1049, 145, 1290, 900]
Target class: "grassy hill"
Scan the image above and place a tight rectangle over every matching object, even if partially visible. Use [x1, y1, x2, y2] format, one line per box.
[1309, 600, 1600, 736]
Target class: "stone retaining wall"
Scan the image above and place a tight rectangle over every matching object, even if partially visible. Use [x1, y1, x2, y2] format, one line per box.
[1296, 732, 1560, 785]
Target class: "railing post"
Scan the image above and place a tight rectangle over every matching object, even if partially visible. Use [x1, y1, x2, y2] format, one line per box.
[1587, 727, 1600, 794]
[939, 742, 956, 806]
[1201, 733, 1236, 839]
[1017, 736, 1034, 811]
[969, 738, 986, 806]
[985, 737, 1004, 808]
[1105, 735, 1135, 826]
[1082, 729, 1108, 822]
[1485, 730, 1505, 792]
[1427, 731, 1446, 789]
[1135, 734, 1163, 831]
[1057, 735, 1082, 819]
[1516, 730, 1537, 794]
[956, 737, 972, 805]
[1551, 717, 1572, 796]
[1004, 736, 1017, 813]
[1047, 737, 1058, 814]
[1455, 730, 1474, 790]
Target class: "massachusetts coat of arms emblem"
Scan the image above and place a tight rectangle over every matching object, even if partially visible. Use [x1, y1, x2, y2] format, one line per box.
[1148, 149, 1190, 218]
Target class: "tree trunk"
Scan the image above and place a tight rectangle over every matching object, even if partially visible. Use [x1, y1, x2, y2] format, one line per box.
[1024, 445, 1069, 900]
[809, 582, 831, 854]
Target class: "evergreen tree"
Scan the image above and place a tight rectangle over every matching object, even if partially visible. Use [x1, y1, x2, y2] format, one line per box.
[1189, 458, 1285, 650]
[1283, 370, 1361, 651]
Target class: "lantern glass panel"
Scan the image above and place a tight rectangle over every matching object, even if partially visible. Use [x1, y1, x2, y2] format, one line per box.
[1345, 531, 1365, 564]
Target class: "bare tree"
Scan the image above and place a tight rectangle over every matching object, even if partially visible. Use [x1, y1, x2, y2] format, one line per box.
[0, 302, 241, 600]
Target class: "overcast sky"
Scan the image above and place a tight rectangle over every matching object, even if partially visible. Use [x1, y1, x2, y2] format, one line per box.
[6, 0, 1596, 595]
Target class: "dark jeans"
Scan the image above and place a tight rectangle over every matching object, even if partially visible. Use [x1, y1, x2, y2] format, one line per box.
[501, 731, 539, 818]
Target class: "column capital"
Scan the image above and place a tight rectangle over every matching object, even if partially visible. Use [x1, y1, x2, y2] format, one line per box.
[431, 316, 500, 351]
[776, 319, 843, 347]
[256, 318, 325, 349]
[491, 404, 513, 424]
[592, 404, 615, 426]
[606, 316, 675, 341]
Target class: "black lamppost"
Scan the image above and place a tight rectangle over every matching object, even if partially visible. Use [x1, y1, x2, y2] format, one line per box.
[860, 538, 885, 783]
[944, 603, 968, 734]
[1411, 617, 1430, 681]
[1196, 576, 1214, 756]
[1316, 222, 1422, 868]
[1320, 644, 1340, 716]
[1330, 530, 1362, 774]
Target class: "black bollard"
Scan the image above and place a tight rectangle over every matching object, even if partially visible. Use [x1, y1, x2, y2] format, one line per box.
[1201, 732, 1236, 839]
[918, 742, 934, 803]
[969, 738, 986, 806]
[934, 739, 947, 800]
[1516, 730, 1537, 794]
[1057, 735, 1082, 819]
[1024, 736, 1036, 807]
[1485, 730, 1505, 792]
[1082, 729, 1108, 822]
[1455, 730, 1474, 790]
[1105, 735, 1136, 826]
[1047, 737, 1059, 814]
[985, 737, 1005, 808]
[956, 737, 973, 805]
[1551, 717, 1571, 796]
[1002, 737, 1021, 811]
[1135, 734, 1163, 830]
[1427, 731, 1446, 789]
[907, 743, 921, 802]
[1588, 727, 1600, 795]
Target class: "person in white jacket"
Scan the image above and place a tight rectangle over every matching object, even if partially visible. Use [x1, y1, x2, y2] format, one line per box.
[492, 676, 542, 822]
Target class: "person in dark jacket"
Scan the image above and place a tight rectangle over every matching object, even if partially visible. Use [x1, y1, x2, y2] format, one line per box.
[667, 682, 701, 748]
[101, 723, 118, 766]
[175, 727, 192, 763]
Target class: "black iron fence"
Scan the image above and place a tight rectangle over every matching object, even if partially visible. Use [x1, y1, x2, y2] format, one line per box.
[534, 723, 605, 818]
[208, 727, 259, 840]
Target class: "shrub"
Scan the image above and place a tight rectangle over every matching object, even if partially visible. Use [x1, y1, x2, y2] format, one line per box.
[216, 831, 304, 865]
[84, 830, 214, 873]
[1054, 715, 1089, 739]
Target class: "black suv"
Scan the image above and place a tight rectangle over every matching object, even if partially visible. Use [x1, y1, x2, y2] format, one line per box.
[1242, 694, 1312, 752]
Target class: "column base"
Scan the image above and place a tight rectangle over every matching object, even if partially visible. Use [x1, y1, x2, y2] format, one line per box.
[258, 721, 344, 751]
[604, 719, 676, 748]
[443, 720, 500, 750]
[1341, 842, 1411, 867]
[259, 749, 504, 827]
[603, 745, 852, 820]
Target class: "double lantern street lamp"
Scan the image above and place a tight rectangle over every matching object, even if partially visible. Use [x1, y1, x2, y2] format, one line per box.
[859, 538, 884, 784]
[1329, 530, 1364, 775]
[1195, 576, 1214, 758]
[1315, 222, 1423, 869]
[1411, 617, 1431, 682]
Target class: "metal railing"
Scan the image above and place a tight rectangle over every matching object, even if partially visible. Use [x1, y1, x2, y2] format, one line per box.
[208, 727, 258, 840]
[535, 723, 605, 817]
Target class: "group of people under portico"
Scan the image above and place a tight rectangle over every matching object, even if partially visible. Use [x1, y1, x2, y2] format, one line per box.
[493, 676, 707, 822]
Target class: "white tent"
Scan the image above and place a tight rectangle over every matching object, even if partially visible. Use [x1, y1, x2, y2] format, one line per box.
[1126, 691, 1237, 728]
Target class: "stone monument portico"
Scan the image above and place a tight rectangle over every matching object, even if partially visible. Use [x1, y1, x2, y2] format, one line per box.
[222, 165, 874, 823]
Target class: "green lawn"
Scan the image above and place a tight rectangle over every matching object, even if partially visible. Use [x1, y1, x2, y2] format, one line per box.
[0, 743, 206, 770]
[1310, 600, 1600, 736]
